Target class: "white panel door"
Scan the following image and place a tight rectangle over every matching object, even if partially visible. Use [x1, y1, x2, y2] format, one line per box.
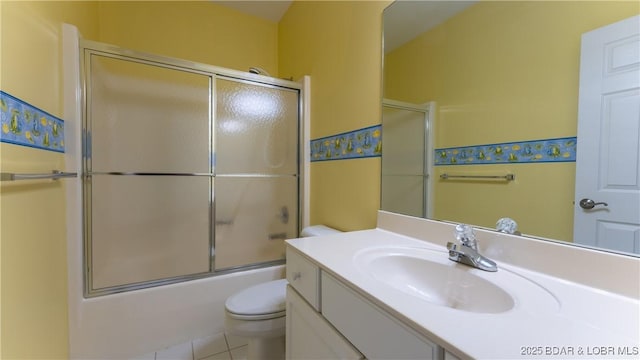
[573, 15, 640, 254]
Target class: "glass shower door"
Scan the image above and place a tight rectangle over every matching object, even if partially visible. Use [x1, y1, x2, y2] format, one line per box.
[85, 53, 212, 292]
[381, 103, 428, 217]
[213, 77, 299, 270]
[82, 42, 302, 296]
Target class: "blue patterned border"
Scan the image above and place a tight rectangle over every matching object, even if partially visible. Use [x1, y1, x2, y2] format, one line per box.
[434, 137, 577, 165]
[311, 125, 382, 162]
[0, 91, 65, 153]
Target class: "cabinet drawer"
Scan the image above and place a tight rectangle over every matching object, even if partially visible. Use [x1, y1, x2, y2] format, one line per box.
[286, 247, 320, 310]
[321, 272, 442, 360]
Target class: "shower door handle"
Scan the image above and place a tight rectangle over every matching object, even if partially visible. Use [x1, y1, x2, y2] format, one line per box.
[279, 206, 289, 224]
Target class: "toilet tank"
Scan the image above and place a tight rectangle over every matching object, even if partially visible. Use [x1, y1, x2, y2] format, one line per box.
[300, 225, 341, 237]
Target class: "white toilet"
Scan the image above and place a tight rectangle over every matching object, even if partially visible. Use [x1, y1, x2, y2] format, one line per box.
[224, 225, 340, 360]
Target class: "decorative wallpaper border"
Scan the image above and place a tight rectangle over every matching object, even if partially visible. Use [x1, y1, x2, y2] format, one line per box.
[0, 91, 65, 153]
[434, 137, 577, 165]
[311, 125, 382, 162]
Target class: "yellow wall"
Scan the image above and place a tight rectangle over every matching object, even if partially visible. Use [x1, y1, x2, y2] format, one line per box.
[384, 1, 639, 241]
[279, 1, 390, 231]
[97, 1, 279, 76]
[0, 1, 99, 358]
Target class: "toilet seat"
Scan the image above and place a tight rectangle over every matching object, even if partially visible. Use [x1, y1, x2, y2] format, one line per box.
[225, 279, 287, 321]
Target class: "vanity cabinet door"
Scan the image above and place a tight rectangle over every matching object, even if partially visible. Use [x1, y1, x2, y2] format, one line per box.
[286, 247, 320, 310]
[286, 285, 364, 360]
[321, 272, 442, 360]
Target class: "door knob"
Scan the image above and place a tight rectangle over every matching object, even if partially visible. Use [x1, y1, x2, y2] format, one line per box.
[579, 198, 608, 209]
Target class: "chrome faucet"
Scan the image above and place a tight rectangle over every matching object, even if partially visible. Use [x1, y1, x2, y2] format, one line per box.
[446, 224, 498, 272]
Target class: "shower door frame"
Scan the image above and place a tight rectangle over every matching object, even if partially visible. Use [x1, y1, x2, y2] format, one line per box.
[80, 40, 303, 297]
[381, 99, 435, 219]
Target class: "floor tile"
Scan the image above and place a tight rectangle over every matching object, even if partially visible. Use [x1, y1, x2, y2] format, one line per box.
[225, 334, 248, 349]
[129, 351, 156, 360]
[230, 345, 247, 360]
[201, 351, 231, 360]
[156, 342, 193, 360]
[193, 333, 229, 360]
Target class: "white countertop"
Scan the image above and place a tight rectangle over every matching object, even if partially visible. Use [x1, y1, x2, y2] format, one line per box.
[286, 227, 640, 359]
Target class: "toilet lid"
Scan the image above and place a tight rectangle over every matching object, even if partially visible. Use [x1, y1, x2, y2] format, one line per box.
[225, 279, 288, 318]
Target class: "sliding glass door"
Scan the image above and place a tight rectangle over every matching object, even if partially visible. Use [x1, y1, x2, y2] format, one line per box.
[82, 42, 299, 296]
[214, 78, 299, 270]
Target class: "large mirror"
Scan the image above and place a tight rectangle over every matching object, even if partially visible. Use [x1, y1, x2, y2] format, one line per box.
[381, 0, 639, 256]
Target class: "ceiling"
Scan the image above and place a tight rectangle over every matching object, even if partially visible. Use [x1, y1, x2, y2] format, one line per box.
[211, 0, 476, 53]
[384, 0, 477, 53]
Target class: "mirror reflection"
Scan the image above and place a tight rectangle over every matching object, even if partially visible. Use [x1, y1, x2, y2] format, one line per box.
[382, 1, 639, 255]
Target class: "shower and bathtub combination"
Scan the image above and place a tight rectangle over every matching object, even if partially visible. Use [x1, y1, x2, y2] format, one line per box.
[62, 24, 312, 358]
[82, 40, 301, 296]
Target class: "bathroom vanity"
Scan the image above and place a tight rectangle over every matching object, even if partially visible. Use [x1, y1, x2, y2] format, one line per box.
[286, 247, 445, 360]
[285, 211, 640, 359]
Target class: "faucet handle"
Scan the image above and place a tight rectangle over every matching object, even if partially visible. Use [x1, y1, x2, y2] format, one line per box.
[454, 224, 477, 248]
[496, 217, 518, 234]
[446, 242, 461, 261]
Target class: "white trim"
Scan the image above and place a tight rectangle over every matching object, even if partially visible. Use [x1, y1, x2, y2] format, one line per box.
[62, 23, 83, 359]
[424, 101, 435, 219]
[301, 76, 311, 229]
[382, 98, 427, 111]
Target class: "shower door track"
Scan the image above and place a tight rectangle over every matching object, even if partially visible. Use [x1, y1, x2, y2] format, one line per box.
[85, 258, 287, 297]
[81, 40, 301, 91]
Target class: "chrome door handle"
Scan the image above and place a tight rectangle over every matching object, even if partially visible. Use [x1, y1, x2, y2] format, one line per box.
[579, 198, 608, 209]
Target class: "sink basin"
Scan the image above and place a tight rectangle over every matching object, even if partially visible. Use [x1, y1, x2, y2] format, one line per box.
[354, 246, 559, 314]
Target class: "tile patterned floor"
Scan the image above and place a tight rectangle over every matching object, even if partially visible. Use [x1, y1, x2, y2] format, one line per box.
[133, 333, 248, 360]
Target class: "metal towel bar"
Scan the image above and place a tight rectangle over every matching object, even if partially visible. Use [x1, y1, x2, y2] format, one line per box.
[0, 170, 78, 182]
[440, 173, 515, 181]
